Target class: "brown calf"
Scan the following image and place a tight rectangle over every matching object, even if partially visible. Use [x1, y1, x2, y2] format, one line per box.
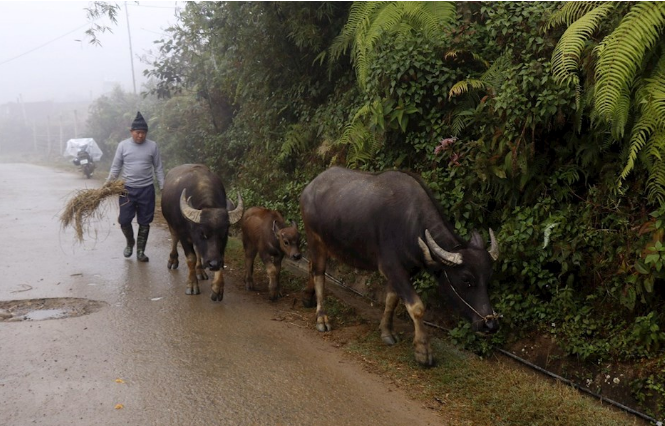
[241, 207, 302, 300]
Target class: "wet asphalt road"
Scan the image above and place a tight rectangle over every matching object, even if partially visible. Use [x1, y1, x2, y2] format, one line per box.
[0, 163, 442, 426]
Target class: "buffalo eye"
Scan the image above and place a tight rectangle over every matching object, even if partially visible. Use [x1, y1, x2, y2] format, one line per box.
[462, 275, 474, 288]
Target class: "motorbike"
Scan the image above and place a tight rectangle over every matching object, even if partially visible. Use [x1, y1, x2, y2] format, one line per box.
[72, 148, 96, 179]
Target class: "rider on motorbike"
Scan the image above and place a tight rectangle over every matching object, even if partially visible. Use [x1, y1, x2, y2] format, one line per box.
[73, 147, 95, 178]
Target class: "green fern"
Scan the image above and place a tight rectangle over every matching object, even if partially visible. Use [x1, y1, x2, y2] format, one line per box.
[550, 3, 614, 88]
[545, 1, 607, 31]
[557, 164, 583, 186]
[278, 124, 313, 162]
[445, 54, 511, 136]
[450, 109, 475, 137]
[336, 118, 381, 168]
[449, 54, 510, 100]
[621, 56, 665, 181]
[448, 79, 488, 99]
[329, 2, 381, 62]
[551, 2, 665, 204]
[595, 2, 665, 131]
[646, 154, 665, 205]
[480, 54, 511, 93]
[444, 50, 490, 68]
[619, 57, 665, 203]
[329, 1, 456, 89]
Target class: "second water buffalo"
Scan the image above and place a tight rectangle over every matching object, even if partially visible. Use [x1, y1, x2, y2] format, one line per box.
[300, 166, 499, 366]
[241, 207, 302, 300]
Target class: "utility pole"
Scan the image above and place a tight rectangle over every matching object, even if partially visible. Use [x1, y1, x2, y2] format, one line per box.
[32, 120, 37, 152]
[47, 116, 52, 156]
[19, 94, 27, 126]
[59, 114, 63, 156]
[125, 2, 137, 95]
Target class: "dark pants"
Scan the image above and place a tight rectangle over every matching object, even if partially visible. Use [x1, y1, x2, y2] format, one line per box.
[118, 185, 155, 226]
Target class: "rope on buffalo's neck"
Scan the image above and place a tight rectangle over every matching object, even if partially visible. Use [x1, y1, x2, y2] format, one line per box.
[443, 270, 501, 323]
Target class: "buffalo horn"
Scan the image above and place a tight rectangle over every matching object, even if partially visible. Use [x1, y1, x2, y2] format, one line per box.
[180, 189, 202, 224]
[228, 193, 243, 225]
[417, 237, 438, 267]
[488, 228, 500, 261]
[424, 229, 463, 266]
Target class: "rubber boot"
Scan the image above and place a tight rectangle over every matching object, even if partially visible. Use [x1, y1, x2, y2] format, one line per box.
[120, 224, 135, 258]
[136, 225, 150, 262]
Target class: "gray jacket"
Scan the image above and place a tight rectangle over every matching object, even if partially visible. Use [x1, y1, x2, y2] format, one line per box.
[107, 137, 165, 189]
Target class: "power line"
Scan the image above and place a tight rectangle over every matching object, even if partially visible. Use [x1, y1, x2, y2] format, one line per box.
[0, 5, 177, 68]
[0, 22, 92, 67]
[138, 27, 170, 37]
[129, 4, 179, 9]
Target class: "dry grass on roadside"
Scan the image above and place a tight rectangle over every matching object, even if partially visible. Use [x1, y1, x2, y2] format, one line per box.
[344, 322, 644, 426]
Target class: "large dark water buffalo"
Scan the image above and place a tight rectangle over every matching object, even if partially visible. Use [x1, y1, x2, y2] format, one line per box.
[241, 207, 302, 301]
[161, 164, 243, 301]
[299, 166, 499, 365]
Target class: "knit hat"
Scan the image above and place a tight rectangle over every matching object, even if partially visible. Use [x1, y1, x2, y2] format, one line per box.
[130, 111, 148, 132]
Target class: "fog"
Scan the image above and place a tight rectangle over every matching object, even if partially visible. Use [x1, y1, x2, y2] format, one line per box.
[0, 1, 180, 105]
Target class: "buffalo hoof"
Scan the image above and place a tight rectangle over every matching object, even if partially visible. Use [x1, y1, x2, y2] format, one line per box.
[316, 314, 331, 332]
[316, 322, 331, 332]
[185, 287, 201, 295]
[167, 260, 178, 270]
[414, 344, 434, 367]
[245, 281, 254, 291]
[211, 291, 224, 302]
[381, 333, 399, 346]
[197, 270, 209, 281]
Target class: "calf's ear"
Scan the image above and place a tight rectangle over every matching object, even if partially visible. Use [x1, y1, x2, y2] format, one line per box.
[272, 220, 279, 235]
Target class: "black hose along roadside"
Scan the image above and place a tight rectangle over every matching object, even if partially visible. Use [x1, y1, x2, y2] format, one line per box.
[284, 258, 663, 425]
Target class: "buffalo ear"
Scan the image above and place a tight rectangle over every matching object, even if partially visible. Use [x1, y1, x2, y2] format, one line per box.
[469, 230, 485, 249]
[290, 220, 297, 229]
[272, 220, 280, 235]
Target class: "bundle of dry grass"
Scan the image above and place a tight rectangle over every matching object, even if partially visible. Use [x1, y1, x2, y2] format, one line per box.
[60, 180, 126, 243]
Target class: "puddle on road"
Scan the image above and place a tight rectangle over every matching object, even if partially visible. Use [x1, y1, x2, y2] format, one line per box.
[0, 298, 108, 322]
[23, 309, 68, 321]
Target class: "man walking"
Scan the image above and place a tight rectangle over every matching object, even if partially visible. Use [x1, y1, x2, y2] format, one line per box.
[106, 111, 165, 262]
